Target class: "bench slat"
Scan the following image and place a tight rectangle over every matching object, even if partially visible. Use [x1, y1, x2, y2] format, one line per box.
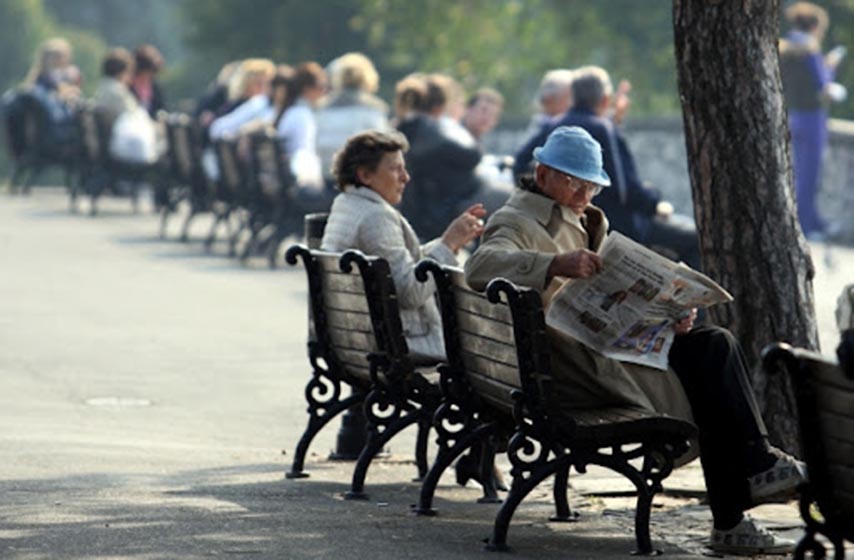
[457, 330, 518, 367]
[455, 310, 516, 346]
[316, 255, 344, 273]
[325, 309, 374, 333]
[461, 351, 521, 388]
[323, 291, 370, 314]
[328, 326, 377, 353]
[452, 288, 513, 324]
[323, 272, 366, 294]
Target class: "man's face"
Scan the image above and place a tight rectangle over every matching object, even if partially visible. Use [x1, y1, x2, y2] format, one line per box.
[536, 165, 601, 216]
[464, 99, 502, 139]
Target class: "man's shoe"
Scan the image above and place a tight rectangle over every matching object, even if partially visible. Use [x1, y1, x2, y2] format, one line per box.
[709, 516, 796, 555]
[749, 449, 806, 504]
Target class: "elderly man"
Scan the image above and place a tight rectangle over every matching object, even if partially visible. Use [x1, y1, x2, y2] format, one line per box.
[514, 66, 700, 271]
[465, 126, 803, 556]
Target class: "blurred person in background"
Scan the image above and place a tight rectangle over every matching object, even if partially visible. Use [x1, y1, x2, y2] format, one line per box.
[209, 58, 275, 140]
[276, 62, 332, 206]
[93, 48, 140, 126]
[130, 44, 166, 118]
[512, 65, 700, 270]
[513, 68, 574, 177]
[779, 1, 848, 240]
[94, 48, 163, 167]
[461, 88, 504, 144]
[17, 37, 79, 148]
[194, 60, 242, 130]
[315, 52, 389, 183]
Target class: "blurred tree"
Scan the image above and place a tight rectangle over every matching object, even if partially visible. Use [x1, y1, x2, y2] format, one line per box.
[0, 0, 53, 92]
[674, 0, 817, 453]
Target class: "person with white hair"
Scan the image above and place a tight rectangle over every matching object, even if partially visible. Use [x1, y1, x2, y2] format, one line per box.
[315, 52, 389, 183]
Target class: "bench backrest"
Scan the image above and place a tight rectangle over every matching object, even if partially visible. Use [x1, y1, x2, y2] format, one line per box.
[76, 103, 103, 165]
[287, 246, 412, 387]
[249, 131, 294, 198]
[416, 260, 552, 418]
[764, 342, 854, 539]
[164, 113, 199, 184]
[212, 138, 245, 198]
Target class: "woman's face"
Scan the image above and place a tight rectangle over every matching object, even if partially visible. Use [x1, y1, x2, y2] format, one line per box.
[358, 150, 410, 206]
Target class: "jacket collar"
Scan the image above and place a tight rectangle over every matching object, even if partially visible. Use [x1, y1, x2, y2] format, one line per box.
[506, 188, 558, 227]
[506, 187, 607, 234]
[344, 184, 389, 206]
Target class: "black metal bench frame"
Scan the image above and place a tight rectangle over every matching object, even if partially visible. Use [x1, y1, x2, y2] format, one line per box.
[763, 337, 854, 560]
[161, 113, 212, 241]
[415, 260, 697, 554]
[285, 246, 441, 499]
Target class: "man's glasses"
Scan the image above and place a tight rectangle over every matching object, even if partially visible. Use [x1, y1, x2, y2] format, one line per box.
[553, 168, 604, 196]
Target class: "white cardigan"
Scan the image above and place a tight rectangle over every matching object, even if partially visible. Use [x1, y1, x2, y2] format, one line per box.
[321, 186, 457, 361]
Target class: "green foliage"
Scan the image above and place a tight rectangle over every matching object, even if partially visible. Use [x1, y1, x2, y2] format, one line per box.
[0, 0, 53, 92]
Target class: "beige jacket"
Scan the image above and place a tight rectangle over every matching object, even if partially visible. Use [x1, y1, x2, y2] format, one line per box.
[321, 186, 457, 361]
[465, 188, 695, 426]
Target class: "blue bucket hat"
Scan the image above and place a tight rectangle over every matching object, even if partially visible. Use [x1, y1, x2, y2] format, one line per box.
[533, 126, 611, 187]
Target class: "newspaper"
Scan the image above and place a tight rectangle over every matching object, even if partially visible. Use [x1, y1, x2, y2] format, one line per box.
[545, 232, 733, 370]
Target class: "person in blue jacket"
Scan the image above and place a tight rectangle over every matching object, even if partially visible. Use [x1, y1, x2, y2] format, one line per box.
[513, 66, 701, 270]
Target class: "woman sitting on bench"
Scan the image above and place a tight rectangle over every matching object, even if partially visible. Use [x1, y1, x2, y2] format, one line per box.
[321, 130, 486, 361]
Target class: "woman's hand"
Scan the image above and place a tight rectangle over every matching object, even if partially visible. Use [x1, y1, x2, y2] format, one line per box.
[674, 308, 697, 335]
[442, 203, 487, 253]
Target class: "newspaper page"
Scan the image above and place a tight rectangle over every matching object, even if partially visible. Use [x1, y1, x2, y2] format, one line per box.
[545, 232, 733, 370]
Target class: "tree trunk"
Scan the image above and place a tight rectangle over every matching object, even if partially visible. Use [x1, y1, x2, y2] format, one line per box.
[672, 0, 819, 453]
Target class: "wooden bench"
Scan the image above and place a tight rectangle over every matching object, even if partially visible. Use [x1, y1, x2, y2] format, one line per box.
[763, 334, 854, 560]
[243, 131, 299, 267]
[161, 113, 212, 241]
[414, 260, 697, 554]
[75, 102, 165, 216]
[284, 246, 442, 499]
[204, 137, 252, 254]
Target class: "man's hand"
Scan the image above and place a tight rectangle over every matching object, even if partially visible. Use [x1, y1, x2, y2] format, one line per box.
[656, 201, 674, 219]
[548, 249, 603, 280]
[674, 308, 697, 335]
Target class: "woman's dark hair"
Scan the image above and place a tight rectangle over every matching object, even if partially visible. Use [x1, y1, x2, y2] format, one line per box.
[134, 44, 164, 74]
[332, 130, 409, 189]
[102, 48, 134, 78]
[291, 61, 326, 98]
[272, 64, 295, 127]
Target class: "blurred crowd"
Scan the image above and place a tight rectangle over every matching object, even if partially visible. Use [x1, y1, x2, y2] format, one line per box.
[4, 1, 846, 252]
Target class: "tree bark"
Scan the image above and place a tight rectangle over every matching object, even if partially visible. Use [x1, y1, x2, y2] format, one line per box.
[673, 0, 818, 453]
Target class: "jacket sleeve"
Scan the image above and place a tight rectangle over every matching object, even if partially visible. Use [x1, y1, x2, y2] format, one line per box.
[464, 217, 554, 292]
[358, 210, 438, 311]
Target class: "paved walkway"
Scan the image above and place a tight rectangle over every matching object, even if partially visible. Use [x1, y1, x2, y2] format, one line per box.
[0, 188, 850, 559]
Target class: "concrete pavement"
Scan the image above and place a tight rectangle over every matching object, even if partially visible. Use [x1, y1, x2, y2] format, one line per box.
[0, 187, 850, 559]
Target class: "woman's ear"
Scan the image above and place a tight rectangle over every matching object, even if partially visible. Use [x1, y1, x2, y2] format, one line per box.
[355, 166, 373, 187]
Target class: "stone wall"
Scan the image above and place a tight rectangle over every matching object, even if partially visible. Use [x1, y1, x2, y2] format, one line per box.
[484, 117, 854, 242]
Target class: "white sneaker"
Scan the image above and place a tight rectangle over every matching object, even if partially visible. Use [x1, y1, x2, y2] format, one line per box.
[709, 516, 796, 555]
[749, 450, 806, 504]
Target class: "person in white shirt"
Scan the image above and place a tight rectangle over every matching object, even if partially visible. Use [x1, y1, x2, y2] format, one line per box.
[208, 59, 275, 140]
[277, 61, 327, 190]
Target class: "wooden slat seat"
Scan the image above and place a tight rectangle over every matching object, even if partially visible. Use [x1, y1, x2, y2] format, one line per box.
[414, 259, 697, 555]
[285, 246, 442, 500]
[763, 338, 854, 560]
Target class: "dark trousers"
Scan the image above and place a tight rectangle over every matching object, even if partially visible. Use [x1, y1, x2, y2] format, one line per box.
[668, 326, 770, 529]
[644, 214, 702, 272]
